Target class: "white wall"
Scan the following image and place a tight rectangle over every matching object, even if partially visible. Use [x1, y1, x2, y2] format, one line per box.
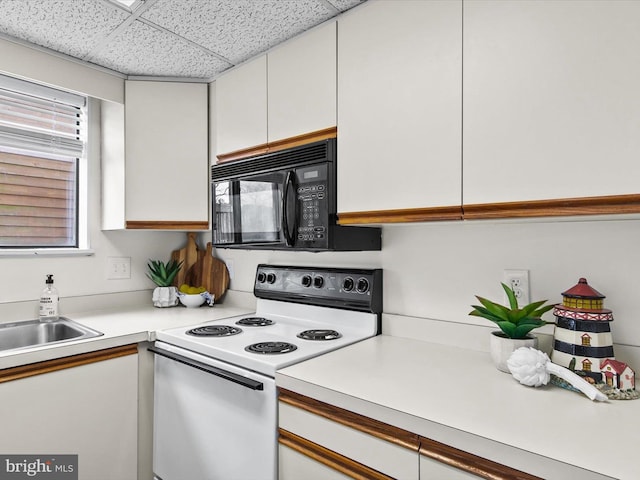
[211, 217, 640, 347]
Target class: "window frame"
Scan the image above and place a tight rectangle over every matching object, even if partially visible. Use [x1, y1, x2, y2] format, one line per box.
[0, 75, 91, 257]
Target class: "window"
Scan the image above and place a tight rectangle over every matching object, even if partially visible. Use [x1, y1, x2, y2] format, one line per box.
[0, 74, 87, 249]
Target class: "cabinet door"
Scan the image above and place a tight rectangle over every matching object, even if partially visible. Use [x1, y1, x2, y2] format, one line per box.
[0, 347, 138, 480]
[337, 0, 462, 214]
[420, 454, 479, 479]
[215, 55, 268, 155]
[463, 0, 640, 205]
[279, 443, 352, 480]
[268, 21, 336, 142]
[124, 80, 209, 227]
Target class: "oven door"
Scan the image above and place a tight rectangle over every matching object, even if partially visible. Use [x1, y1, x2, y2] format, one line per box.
[150, 342, 277, 480]
[212, 169, 298, 247]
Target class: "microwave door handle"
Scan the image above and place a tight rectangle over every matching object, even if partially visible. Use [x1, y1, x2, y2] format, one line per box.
[282, 170, 297, 246]
[148, 346, 264, 391]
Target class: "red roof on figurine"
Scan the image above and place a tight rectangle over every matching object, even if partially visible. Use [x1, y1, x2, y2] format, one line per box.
[601, 358, 629, 374]
[562, 278, 605, 299]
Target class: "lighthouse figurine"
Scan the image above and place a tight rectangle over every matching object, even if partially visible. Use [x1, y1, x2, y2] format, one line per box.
[552, 278, 637, 400]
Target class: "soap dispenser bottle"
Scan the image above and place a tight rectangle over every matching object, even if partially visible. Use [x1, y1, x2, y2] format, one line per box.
[39, 274, 59, 321]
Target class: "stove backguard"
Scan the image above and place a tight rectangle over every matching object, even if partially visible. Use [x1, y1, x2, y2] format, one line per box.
[253, 264, 382, 325]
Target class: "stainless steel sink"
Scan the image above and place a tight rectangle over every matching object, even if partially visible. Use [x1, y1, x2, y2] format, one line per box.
[0, 317, 103, 353]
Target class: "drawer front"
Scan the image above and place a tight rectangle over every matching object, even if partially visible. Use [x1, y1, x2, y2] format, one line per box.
[279, 435, 369, 480]
[279, 401, 418, 479]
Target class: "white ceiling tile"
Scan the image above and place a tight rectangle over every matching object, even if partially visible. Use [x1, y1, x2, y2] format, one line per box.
[141, 0, 337, 64]
[0, 0, 368, 79]
[93, 20, 231, 78]
[0, 0, 128, 59]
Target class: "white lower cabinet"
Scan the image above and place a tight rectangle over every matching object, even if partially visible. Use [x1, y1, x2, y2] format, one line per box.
[279, 389, 419, 480]
[0, 345, 139, 480]
[278, 389, 553, 480]
[279, 444, 352, 480]
[420, 455, 477, 479]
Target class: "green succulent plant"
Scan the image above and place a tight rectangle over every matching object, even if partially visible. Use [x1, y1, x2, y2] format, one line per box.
[146, 259, 183, 287]
[469, 283, 554, 339]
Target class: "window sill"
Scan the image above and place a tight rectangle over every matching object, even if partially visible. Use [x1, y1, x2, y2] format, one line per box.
[0, 248, 95, 258]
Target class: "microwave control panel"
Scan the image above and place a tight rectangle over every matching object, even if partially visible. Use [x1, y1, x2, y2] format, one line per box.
[295, 164, 328, 243]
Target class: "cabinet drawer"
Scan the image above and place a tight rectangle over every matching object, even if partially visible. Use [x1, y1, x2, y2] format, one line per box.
[280, 433, 376, 480]
[279, 389, 419, 480]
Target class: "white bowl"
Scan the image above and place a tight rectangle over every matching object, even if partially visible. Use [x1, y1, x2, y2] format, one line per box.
[179, 293, 206, 308]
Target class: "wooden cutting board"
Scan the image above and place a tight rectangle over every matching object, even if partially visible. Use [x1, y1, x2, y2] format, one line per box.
[186, 242, 230, 301]
[170, 232, 201, 289]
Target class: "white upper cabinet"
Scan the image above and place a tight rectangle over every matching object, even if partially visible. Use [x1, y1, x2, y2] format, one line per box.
[337, 0, 462, 214]
[121, 80, 208, 228]
[215, 55, 268, 156]
[268, 21, 336, 142]
[463, 0, 640, 205]
[102, 81, 209, 230]
[215, 23, 336, 159]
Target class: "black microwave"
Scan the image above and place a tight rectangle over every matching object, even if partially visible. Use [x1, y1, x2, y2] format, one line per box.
[210, 139, 381, 251]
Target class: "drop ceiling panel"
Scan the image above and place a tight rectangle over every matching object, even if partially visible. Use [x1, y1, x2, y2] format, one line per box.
[141, 0, 340, 64]
[0, 0, 127, 59]
[0, 0, 366, 79]
[94, 20, 231, 78]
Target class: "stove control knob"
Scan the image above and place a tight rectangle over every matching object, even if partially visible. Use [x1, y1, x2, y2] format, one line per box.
[313, 276, 324, 288]
[257, 272, 267, 283]
[342, 277, 354, 292]
[266, 273, 276, 284]
[301, 275, 312, 287]
[356, 277, 370, 294]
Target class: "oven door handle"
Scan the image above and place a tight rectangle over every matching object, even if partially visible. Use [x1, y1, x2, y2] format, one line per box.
[148, 346, 264, 391]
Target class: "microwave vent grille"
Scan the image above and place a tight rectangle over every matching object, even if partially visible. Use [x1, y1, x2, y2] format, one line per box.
[211, 140, 331, 180]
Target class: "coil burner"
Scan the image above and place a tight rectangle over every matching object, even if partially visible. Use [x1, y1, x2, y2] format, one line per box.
[244, 342, 298, 355]
[235, 317, 275, 327]
[297, 329, 342, 341]
[186, 325, 242, 337]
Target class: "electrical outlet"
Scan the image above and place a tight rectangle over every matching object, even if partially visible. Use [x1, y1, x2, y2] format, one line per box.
[503, 269, 530, 306]
[107, 256, 131, 279]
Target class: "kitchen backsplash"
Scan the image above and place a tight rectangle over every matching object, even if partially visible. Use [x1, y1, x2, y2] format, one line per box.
[2, 215, 639, 354]
[210, 217, 640, 350]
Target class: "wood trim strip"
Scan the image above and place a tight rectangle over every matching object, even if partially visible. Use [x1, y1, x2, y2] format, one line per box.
[278, 388, 419, 451]
[279, 428, 394, 480]
[266, 126, 338, 155]
[0, 344, 139, 384]
[338, 194, 640, 225]
[215, 144, 269, 163]
[338, 206, 463, 224]
[463, 193, 640, 220]
[216, 126, 338, 163]
[125, 220, 209, 230]
[419, 437, 543, 480]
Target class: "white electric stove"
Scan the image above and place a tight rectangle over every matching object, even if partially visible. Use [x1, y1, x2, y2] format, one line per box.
[151, 264, 382, 480]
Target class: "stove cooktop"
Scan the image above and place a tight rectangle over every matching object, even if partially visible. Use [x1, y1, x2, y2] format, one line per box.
[156, 306, 376, 377]
[155, 264, 382, 377]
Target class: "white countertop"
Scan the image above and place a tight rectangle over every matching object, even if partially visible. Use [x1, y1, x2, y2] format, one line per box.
[0, 303, 253, 370]
[277, 335, 636, 480]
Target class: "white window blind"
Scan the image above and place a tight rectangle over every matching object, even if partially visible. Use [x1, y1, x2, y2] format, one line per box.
[0, 74, 86, 248]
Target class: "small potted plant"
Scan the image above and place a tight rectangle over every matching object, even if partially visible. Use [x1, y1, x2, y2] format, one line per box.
[470, 283, 554, 372]
[147, 259, 183, 307]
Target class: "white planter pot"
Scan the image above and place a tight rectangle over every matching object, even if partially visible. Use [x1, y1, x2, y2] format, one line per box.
[152, 286, 179, 308]
[490, 331, 538, 373]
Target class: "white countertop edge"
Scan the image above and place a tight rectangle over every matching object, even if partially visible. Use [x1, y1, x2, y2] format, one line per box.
[276, 335, 627, 479]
